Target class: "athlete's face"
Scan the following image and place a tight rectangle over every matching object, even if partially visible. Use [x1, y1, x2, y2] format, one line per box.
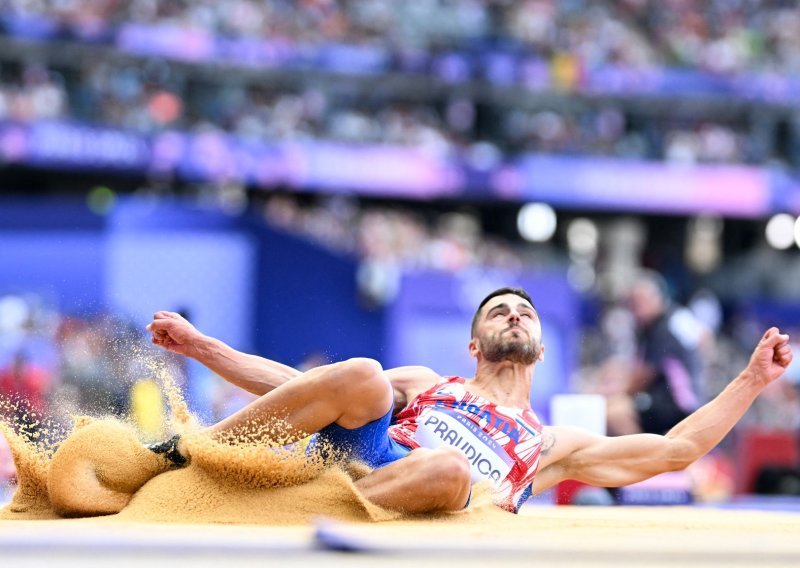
[470, 293, 543, 365]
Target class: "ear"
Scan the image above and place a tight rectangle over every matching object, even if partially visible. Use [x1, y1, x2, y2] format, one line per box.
[468, 337, 480, 359]
[537, 343, 545, 363]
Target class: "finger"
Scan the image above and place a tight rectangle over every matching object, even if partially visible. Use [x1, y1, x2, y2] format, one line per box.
[774, 352, 792, 368]
[761, 328, 778, 342]
[769, 336, 791, 353]
[774, 344, 793, 363]
[761, 330, 788, 348]
[147, 319, 173, 332]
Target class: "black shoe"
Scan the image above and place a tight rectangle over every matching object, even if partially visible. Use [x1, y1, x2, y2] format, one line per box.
[147, 434, 188, 468]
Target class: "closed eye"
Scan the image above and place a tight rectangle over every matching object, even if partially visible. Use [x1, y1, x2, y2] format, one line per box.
[488, 306, 509, 318]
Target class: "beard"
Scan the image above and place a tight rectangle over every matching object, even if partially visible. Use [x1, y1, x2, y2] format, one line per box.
[479, 327, 541, 365]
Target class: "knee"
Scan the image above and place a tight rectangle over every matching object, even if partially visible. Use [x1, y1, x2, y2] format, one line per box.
[413, 447, 472, 509]
[330, 358, 392, 425]
[341, 357, 384, 380]
[431, 447, 472, 489]
[338, 357, 389, 396]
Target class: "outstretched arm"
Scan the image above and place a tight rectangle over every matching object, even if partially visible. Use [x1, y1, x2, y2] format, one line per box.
[147, 312, 443, 404]
[533, 327, 793, 493]
[147, 311, 301, 396]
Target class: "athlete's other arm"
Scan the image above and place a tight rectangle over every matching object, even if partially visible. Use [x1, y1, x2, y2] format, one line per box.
[147, 311, 442, 404]
[532, 327, 792, 493]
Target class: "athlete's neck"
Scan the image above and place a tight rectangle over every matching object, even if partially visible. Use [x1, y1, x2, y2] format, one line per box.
[469, 360, 534, 408]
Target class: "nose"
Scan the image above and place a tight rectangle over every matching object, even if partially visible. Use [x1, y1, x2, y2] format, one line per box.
[508, 310, 521, 324]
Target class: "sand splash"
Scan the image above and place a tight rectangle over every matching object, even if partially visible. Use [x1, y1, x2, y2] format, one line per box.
[0, 397, 71, 519]
[0, 421, 54, 518]
[0, 348, 417, 525]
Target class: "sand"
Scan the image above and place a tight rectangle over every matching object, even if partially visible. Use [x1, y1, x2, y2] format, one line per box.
[0, 354, 431, 525]
[2, 407, 502, 525]
[0, 422, 53, 519]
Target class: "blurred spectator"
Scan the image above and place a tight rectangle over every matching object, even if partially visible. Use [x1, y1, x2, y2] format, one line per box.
[0, 65, 66, 122]
[605, 270, 704, 436]
[130, 377, 166, 443]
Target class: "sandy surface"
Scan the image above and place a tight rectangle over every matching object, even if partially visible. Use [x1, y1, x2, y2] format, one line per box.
[1, 505, 799, 567]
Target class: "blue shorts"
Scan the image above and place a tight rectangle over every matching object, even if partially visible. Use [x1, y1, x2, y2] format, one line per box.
[311, 410, 472, 509]
[311, 409, 411, 468]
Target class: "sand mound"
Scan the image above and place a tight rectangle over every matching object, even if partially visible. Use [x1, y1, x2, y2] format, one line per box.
[47, 418, 170, 517]
[117, 465, 400, 525]
[2, 414, 404, 524]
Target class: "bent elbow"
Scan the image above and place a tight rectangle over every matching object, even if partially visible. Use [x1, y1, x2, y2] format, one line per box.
[664, 438, 700, 472]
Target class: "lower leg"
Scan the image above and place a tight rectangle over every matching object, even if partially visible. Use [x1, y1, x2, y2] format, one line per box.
[354, 448, 471, 513]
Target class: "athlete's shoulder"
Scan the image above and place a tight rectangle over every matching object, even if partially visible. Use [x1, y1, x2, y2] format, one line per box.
[441, 375, 467, 384]
[386, 366, 444, 406]
[520, 407, 543, 429]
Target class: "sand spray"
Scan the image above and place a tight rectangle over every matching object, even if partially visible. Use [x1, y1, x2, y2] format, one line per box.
[0, 341, 404, 524]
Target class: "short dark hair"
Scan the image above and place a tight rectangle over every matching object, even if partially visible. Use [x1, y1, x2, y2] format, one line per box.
[470, 287, 535, 337]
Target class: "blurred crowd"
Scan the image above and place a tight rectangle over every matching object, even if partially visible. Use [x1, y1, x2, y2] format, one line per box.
[2, 1, 800, 76]
[1, 1, 795, 166]
[0, 60, 762, 166]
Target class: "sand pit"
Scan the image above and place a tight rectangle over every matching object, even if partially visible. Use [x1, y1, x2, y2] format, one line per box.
[1, 505, 799, 567]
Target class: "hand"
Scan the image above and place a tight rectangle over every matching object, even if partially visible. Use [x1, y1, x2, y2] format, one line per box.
[747, 327, 793, 387]
[145, 311, 203, 358]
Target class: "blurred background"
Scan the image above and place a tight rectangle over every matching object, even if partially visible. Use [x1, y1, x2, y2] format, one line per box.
[1, 0, 800, 506]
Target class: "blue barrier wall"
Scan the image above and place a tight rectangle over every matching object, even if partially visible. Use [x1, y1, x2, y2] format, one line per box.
[108, 198, 386, 367]
[251, 221, 386, 366]
[106, 198, 256, 352]
[0, 199, 105, 313]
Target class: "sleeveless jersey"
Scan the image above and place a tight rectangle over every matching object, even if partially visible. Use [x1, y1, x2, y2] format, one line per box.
[388, 376, 544, 513]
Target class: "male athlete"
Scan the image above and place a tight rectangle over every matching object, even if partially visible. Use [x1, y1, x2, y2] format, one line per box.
[146, 287, 793, 514]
